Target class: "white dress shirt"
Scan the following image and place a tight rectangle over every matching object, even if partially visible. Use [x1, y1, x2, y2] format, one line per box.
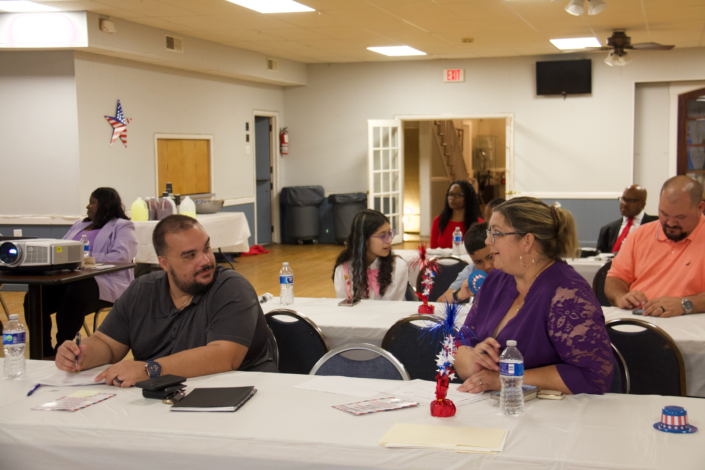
[618, 209, 647, 237]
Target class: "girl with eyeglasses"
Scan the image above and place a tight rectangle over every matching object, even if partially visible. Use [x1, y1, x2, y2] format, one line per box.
[333, 209, 409, 301]
[431, 180, 483, 249]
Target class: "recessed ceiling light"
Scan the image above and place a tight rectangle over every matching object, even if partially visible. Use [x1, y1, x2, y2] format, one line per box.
[550, 37, 601, 50]
[0, 1, 59, 12]
[367, 46, 426, 57]
[226, 0, 314, 14]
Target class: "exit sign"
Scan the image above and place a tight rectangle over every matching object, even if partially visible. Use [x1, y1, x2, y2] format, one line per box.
[444, 69, 464, 82]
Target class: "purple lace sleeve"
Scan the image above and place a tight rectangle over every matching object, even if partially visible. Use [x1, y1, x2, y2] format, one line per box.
[547, 284, 614, 394]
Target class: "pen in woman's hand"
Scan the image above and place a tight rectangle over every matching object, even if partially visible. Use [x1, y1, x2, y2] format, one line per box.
[74, 332, 81, 370]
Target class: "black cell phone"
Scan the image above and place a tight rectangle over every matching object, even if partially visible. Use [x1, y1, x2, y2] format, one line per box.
[633, 309, 644, 316]
[338, 299, 361, 307]
[142, 384, 186, 400]
[135, 374, 186, 391]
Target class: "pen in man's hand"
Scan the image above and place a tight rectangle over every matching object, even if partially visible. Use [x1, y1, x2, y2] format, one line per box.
[75, 332, 81, 369]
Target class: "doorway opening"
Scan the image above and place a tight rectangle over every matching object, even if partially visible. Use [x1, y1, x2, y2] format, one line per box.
[254, 115, 274, 245]
[401, 118, 508, 242]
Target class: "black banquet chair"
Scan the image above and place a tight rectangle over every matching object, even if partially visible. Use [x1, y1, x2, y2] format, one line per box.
[382, 314, 446, 382]
[265, 309, 329, 375]
[417, 256, 468, 301]
[606, 318, 687, 397]
[592, 260, 613, 307]
[310, 343, 410, 381]
[609, 343, 630, 394]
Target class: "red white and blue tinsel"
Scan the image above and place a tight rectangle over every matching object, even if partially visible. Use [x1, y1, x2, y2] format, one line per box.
[105, 100, 131, 147]
[422, 301, 476, 417]
[409, 244, 438, 314]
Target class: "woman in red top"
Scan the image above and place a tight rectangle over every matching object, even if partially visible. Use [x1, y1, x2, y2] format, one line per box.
[431, 180, 483, 248]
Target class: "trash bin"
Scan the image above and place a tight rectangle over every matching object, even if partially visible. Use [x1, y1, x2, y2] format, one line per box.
[280, 186, 325, 244]
[329, 193, 367, 244]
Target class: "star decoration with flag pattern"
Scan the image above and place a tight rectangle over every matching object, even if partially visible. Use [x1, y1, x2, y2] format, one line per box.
[105, 100, 131, 147]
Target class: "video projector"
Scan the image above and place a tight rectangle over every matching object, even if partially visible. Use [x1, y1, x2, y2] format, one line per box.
[0, 239, 84, 272]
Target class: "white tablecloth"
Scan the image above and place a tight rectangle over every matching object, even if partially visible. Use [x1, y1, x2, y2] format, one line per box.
[1, 360, 703, 470]
[567, 256, 610, 286]
[133, 212, 250, 263]
[603, 307, 705, 398]
[261, 297, 457, 350]
[396, 249, 471, 289]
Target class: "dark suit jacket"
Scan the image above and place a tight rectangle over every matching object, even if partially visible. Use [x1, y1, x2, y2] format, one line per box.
[596, 214, 659, 253]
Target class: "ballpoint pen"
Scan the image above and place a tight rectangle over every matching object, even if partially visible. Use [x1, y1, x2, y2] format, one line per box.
[75, 332, 81, 369]
[27, 384, 41, 397]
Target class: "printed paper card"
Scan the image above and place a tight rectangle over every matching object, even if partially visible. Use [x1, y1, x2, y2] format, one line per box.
[32, 392, 116, 412]
[333, 397, 419, 416]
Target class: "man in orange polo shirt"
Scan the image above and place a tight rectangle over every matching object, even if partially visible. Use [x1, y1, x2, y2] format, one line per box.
[606, 176, 705, 317]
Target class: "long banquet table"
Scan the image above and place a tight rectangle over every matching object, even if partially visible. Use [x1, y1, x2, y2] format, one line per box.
[0, 359, 703, 470]
[262, 298, 705, 398]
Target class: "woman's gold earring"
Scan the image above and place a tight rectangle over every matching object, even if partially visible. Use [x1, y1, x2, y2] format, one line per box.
[520, 254, 535, 269]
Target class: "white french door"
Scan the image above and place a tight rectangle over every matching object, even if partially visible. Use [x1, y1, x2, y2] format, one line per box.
[368, 119, 403, 245]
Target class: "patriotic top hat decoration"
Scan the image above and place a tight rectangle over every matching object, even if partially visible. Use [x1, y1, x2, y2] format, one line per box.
[653, 406, 697, 434]
[409, 244, 438, 314]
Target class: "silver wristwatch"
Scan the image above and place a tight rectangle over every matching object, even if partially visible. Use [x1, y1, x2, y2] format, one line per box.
[681, 298, 693, 315]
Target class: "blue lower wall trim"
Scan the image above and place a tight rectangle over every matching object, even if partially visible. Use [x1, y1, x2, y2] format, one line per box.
[539, 198, 620, 249]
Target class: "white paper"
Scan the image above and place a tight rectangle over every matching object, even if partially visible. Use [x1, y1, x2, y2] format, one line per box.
[378, 379, 490, 407]
[38, 369, 105, 387]
[293, 376, 380, 398]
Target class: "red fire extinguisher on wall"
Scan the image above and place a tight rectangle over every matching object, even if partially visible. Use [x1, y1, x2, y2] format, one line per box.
[280, 128, 288, 155]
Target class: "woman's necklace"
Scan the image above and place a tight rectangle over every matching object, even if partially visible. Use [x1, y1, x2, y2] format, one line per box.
[515, 259, 555, 315]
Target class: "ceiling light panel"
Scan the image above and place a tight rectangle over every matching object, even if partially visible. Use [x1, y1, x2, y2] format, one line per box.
[226, 1, 314, 14]
[367, 46, 426, 57]
[0, 1, 58, 12]
[550, 37, 601, 50]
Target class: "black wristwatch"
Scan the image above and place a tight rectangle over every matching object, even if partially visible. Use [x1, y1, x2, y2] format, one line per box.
[452, 288, 461, 302]
[145, 361, 162, 378]
[681, 298, 693, 315]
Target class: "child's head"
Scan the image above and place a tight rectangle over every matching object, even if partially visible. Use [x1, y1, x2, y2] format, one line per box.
[483, 198, 506, 223]
[334, 209, 395, 300]
[464, 222, 494, 274]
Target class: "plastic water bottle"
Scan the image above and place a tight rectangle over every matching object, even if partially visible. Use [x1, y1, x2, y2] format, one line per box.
[279, 262, 294, 305]
[3, 314, 27, 379]
[452, 227, 463, 256]
[499, 340, 524, 415]
[81, 235, 90, 258]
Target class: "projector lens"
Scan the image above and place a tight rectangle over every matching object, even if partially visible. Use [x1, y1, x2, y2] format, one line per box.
[0, 242, 21, 266]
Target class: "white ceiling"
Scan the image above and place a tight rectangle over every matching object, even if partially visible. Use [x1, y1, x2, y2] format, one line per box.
[33, 0, 705, 63]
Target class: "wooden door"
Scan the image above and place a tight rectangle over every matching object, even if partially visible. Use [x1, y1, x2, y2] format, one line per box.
[678, 87, 705, 187]
[157, 139, 210, 195]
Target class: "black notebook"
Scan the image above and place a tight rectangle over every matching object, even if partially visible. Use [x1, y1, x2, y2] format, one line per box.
[171, 387, 257, 412]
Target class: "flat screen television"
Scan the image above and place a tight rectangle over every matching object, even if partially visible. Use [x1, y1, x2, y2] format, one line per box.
[536, 59, 592, 96]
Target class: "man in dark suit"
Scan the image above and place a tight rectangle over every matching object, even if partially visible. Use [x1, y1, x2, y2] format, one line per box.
[597, 185, 658, 253]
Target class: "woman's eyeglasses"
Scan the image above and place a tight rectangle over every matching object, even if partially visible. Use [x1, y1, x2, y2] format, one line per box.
[448, 192, 464, 199]
[371, 229, 396, 243]
[486, 229, 522, 243]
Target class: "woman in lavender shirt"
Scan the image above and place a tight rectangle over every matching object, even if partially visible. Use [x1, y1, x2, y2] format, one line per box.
[24, 188, 138, 356]
[455, 197, 614, 395]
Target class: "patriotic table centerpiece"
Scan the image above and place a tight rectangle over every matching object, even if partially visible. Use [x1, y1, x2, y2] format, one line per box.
[410, 244, 438, 314]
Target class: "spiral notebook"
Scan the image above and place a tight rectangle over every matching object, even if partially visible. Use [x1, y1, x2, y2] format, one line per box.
[170, 387, 257, 412]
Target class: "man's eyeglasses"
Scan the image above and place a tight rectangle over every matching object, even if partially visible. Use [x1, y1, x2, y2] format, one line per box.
[486, 228, 522, 243]
[618, 197, 640, 204]
[448, 192, 464, 199]
[371, 229, 396, 243]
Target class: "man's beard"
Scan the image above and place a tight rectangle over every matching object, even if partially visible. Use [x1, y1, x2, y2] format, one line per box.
[169, 264, 216, 296]
[664, 226, 688, 242]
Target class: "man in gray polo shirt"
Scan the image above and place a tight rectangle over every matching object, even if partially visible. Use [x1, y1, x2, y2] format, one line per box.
[55, 215, 278, 386]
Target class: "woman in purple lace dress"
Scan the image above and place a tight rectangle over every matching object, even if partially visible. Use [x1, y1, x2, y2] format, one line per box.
[454, 197, 614, 395]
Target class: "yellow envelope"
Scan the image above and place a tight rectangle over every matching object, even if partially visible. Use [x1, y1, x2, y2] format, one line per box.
[379, 423, 508, 453]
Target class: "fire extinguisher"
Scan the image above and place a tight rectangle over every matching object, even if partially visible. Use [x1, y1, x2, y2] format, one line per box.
[280, 128, 288, 155]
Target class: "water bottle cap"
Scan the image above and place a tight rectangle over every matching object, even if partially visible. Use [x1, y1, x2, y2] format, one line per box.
[283, 262, 289, 266]
[506, 340, 517, 347]
[9, 314, 18, 320]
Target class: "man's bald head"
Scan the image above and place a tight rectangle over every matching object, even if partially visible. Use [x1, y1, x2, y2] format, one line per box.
[661, 176, 704, 207]
[619, 184, 647, 218]
[659, 176, 705, 241]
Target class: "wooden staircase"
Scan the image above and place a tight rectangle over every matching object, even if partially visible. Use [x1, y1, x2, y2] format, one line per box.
[431, 120, 469, 183]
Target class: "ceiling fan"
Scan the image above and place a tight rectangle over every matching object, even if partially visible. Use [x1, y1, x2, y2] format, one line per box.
[568, 31, 675, 66]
